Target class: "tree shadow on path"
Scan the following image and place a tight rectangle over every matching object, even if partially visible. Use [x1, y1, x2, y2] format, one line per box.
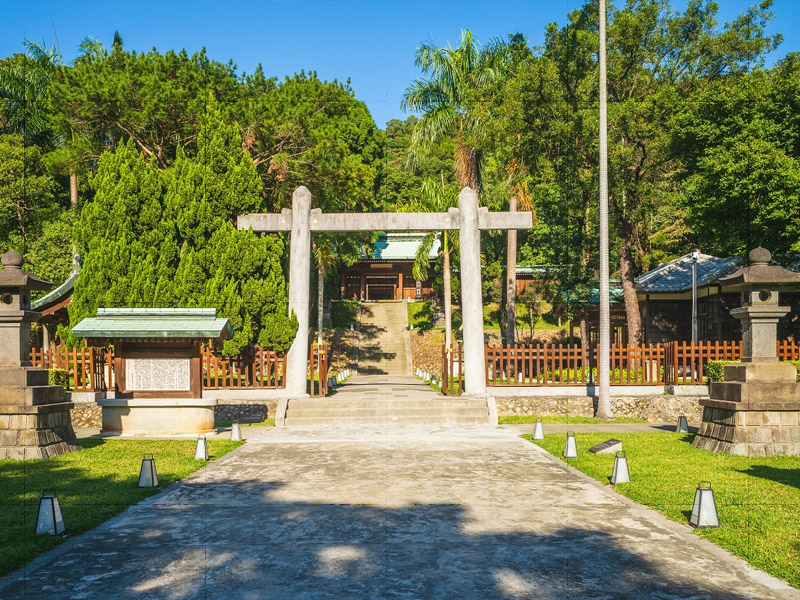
[0, 477, 775, 600]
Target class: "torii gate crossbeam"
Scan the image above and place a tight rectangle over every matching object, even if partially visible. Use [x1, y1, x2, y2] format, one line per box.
[238, 186, 532, 398]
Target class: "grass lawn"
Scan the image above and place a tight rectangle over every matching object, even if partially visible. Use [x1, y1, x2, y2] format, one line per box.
[0, 437, 242, 577]
[500, 415, 646, 425]
[527, 431, 800, 589]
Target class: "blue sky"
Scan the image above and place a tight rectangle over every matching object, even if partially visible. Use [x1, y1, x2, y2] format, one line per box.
[2, 0, 798, 128]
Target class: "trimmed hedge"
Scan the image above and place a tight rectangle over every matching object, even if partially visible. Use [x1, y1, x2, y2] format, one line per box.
[48, 368, 69, 390]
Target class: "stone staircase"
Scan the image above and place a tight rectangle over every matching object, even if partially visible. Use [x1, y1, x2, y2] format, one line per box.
[356, 302, 410, 376]
[283, 375, 490, 426]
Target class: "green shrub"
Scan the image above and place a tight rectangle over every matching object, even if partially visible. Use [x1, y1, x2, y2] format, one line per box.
[331, 300, 358, 329]
[791, 360, 800, 382]
[48, 368, 69, 390]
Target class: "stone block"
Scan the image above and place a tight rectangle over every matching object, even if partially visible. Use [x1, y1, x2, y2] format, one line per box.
[779, 412, 799, 426]
[7, 447, 25, 460]
[1, 430, 17, 446]
[792, 428, 800, 443]
[19, 429, 39, 446]
[749, 445, 767, 457]
[754, 427, 773, 443]
[762, 412, 781, 426]
[772, 428, 791, 444]
[731, 443, 748, 455]
[746, 412, 763, 426]
[8, 414, 25, 430]
[724, 362, 797, 383]
[0, 415, 8, 429]
[734, 411, 746, 426]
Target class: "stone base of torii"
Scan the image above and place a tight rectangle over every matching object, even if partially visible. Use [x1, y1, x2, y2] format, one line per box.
[238, 186, 532, 400]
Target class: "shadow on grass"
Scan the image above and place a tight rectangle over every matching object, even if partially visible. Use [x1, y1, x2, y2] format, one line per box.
[736, 464, 800, 491]
[0, 476, 762, 599]
[0, 437, 240, 577]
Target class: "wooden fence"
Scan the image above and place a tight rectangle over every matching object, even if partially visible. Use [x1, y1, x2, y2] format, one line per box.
[309, 344, 328, 397]
[484, 343, 666, 386]
[454, 340, 800, 391]
[30, 344, 111, 392]
[30, 343, 330, 394]
[201, 346, 286, 389]
[441, 344, 464, 396]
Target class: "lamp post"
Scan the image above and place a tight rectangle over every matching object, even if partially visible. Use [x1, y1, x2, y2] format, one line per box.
[691, 250, 699, 344]
[596, 0, 612, 419]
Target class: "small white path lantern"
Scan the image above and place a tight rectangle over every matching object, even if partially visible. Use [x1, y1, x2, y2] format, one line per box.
[194, 435, 208, 461]
[231, 421, 242, 441]
[676, 416, 689, 433]
[689, 481, 719, 529]
[610, 451, 630, 484]
[138, 454, 159, 487]
[563, 432, 578, 458]
[35, 491, 65, 535]
[423, 372, 430, 382]
[532, 420, 544, 440]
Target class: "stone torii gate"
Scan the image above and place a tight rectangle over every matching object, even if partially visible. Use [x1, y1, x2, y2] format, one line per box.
[238, 186, 532, 397]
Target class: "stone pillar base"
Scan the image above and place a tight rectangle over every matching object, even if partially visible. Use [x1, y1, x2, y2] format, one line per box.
[98, 397, 216, 436]
[692, 398, 800, 456]
[0, 397, 81, 459]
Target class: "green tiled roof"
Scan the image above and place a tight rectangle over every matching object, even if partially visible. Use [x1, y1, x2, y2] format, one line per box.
[72, 308, 233, 340]
[364, 233, 441, 261]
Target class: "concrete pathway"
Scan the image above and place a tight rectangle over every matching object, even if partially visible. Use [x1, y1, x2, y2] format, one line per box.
[2, 426, 797, 599]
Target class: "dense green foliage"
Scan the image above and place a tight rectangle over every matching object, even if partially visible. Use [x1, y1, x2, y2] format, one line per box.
[2, 1, 800, 349]
[529, 432, 800, 588]
[66, 106, 297, 355]
[0, 438, 242, 576]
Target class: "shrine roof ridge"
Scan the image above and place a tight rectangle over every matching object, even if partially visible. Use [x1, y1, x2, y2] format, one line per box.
[72, 307, 233, 340]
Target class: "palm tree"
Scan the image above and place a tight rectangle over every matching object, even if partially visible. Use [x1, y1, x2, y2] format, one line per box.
[9, 36, 108, 208]
[403, 178, 459, 348]
[401, 30, 510, 191]
[312, 239, 338, 347]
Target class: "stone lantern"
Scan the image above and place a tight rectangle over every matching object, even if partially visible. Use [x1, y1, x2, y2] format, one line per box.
[0, 251, 80, 459]
[693, 247, 800, 456]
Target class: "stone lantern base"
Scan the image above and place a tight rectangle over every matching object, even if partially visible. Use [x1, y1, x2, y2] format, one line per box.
[0, 367, 81, 459]
[692, 362, 800, 456]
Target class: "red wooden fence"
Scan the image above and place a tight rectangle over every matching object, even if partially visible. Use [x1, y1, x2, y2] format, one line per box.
[309, 344, 328, 397]
[30, 344, 110, 391]
[201, 346, 286, 389]
[441, 344, 464, 396]
[484, 343, 665, 386]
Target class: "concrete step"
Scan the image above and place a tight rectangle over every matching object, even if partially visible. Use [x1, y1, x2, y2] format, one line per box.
[285, 407, 487, 419]
[288, 398, 486, 410]
[283, 415, 489, 426]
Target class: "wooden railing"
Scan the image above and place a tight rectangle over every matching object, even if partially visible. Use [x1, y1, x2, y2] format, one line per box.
[484, 343, 666, 386]
[481, 340, 800, 388]
[441, 344, 464, 396]
[30, 344, 111, 391]
[664, 341, 740, 384]
[309, 344, 328, 397]
[201, 347, 286, 389]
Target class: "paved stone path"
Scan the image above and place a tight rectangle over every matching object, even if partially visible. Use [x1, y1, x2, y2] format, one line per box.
[2, 426, 797, 599]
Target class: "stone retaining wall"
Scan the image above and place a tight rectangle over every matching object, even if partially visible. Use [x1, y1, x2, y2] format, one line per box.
[68, 399, 280, 428]
[496, 395, 705, 423]
[71, 401, 102, 428]
[215, 400, 278, 423]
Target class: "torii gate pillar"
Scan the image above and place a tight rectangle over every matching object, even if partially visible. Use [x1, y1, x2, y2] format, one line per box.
[286, 187, 312, 396]
[458, 188, 486, 395]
